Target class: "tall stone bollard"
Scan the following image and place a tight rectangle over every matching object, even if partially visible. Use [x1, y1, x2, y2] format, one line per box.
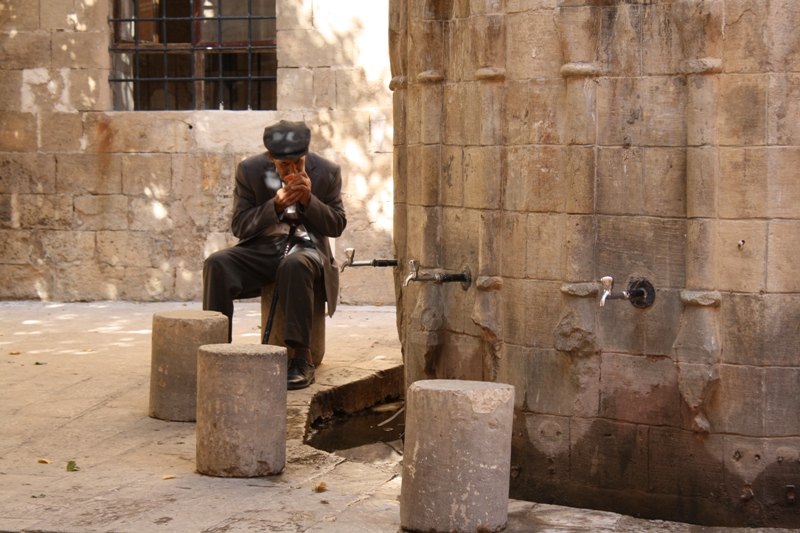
[196, 344, 287, 477]
[400, 380, 515, 533]
[149, 310, 228, 422]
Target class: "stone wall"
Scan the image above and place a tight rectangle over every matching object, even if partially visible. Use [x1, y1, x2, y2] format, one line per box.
[391, 0, 800, 527]
[0, 0, 394, 304]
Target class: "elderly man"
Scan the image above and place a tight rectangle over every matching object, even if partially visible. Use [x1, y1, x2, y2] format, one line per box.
[203, 120, 346, 389]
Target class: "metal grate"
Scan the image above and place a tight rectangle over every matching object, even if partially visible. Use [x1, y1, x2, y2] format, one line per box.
[109, 0, 277, 111]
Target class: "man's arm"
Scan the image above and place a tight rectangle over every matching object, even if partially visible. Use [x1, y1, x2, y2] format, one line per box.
[298, 164, 347, 238]
[230, 160, 281, 241]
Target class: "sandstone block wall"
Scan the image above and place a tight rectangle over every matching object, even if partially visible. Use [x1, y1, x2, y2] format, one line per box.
[0, 0, 394, 304]
[391, 0, 800, 527]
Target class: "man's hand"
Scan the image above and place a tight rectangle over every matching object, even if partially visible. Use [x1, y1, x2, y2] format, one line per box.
[274, 172, 312, 213]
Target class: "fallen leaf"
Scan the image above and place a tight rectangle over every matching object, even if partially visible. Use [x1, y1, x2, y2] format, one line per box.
[31, 494, 45, 499]
[83, 349, 93, 353]
[66, 461, 80, 472]
[9, 351, 20, 355]
[313, 482, 327, 493]
[37, 459, 52, 464]
[162, 475, 176, 480]
[34, 362, 46, 365]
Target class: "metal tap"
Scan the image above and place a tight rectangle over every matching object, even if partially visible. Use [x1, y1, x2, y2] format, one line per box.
[402, 260, 471, 290]
[340, 248, 398, 272]
[599, 276, 655, 308]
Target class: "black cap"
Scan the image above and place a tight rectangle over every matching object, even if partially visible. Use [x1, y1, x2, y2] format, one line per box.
[263, 120, 311, 159]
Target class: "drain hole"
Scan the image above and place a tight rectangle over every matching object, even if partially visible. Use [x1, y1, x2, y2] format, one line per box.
[305, 401, 405, 453]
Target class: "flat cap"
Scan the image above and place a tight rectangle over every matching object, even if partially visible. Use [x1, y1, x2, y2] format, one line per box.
[263, 120, 311, 159]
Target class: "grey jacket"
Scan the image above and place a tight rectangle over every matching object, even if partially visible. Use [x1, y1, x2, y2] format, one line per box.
[231, 152, 347, 316]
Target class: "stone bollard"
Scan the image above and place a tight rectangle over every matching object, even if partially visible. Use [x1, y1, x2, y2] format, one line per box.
[400, 380, 515, 533]
[196, 344, 287, 477]
[149, 310, 228, 422]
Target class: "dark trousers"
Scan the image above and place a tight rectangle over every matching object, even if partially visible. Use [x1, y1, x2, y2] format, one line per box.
[202, 235, 323, 345]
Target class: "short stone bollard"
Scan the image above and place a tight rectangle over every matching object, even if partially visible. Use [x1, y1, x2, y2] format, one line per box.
[400, 380, 515, 533]
[196, 344, 287, 477]
[149, 310, 228, 422]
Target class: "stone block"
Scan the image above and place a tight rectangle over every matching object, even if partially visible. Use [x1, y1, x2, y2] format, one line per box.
[0, 0, 40, 31]
[564, 215, 595, 282]
[529, 79, 565, 145]
[765, 367, 800, 437]
[598, 4, 642, 77]
[0, 112, 37, 152]
[277, 0, 313, 30]
[433, 332, 484, 381]
[191, 111, 280, 155]
[57, 154, 123, 195]
[406, 144, 422, 206]
[0, 263, 49, 299]
[470, 0, 505, 15]
[718, 147, 768, 218]
[644, 148, 686, 218]
[529, 349, 600, 417]
[723, 0, 768, 73]
[527, 146, 567, 213]
[419, 144, 441, 205]
[444, 18, 474, 83]
[0, 31, 51, 69]
[502, 279, 529, 347]
[196, 344, 287, 477]
[400, 380, 514, 533]
[685, 219, 717, 289]
[718, 75, 767, 146]
[406, 84, 422, 145]
[74, 195, 129, 231]
[420, 84, 443, 145]
[721, 435, 769, 507]
[16, 194, 73, 229]
[706, 364, 764, 436]
[409, 20, 444, 77]
[393, 89, 407, 148]
[503, 146, 529, 212]
[479, 81, 503, 146]
[472, 14, 505, 68]
[51, 31, 109, 69]
[647, 427, 724, 497]
[277, 29, 337, 68]
[0, 153, 55, 194]
[97, 231, 169, 268]
[39, 230, 95, 264]
[594, 149, 642, 217]
[122, 154, 172, 198]
[39, 0, 73, 30]
[406, 205, 441, 265]
[715, 220, 767, 294]
[767, 221, 800, 293]
[720, 293, 763, 366]
[503, 80, 530, 145]
[597, 216, 686, 290]
[642, 4, 681, 75]
[0, 70, 22, 111]
[599, 353, 681, 427]
[686, 147, 718, 218]
[527, 213, 565, 281]
[394, 144, 408, 206]
[84, 113, 194, 154]
[506, 12, 561, 80]
[40, 112, 83, 152]
[442, 207, 478, 273]
[51, 263, 125, 301]
[769, 74, 800, 146]
[477, 209, 501, 276]
[565, 146, 594, 214]
[115, 266, 175, 300]
[686, 74, 719, 146]
[768, 3, 800, 71]
[0, 229, 36, 264]
[463, 146, 501, 210]
[441, 145, 463, 207]
[570, 417, 648, 491]
[597, 76, 686, 148]
[500, 212, 526, 279]
[565, 77, 596, 145]
[277, 68, 314, 110]
[312, 68, 336, 110]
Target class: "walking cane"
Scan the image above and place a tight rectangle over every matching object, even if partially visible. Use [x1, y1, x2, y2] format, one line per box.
[262, 223, 298, 345]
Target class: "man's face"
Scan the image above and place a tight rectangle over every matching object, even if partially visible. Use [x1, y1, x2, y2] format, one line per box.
[269, 155, 306, 179]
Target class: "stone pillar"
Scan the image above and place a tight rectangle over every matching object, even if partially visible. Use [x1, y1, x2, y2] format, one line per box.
[400, 380, 514, 533]
[149, 310, 228, 422]
[196, 344, 287, 477]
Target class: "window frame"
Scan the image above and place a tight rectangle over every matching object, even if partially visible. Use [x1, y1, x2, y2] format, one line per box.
[108, 0, 277, 111]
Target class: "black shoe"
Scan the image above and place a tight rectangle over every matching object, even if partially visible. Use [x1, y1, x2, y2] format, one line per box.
[287, 358, 315, 390]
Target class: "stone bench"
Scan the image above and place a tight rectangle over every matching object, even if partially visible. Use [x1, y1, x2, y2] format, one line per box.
[260, 280, 326, 366]
[400, 380, 515, 533]
[149, 310, 228, 422]
[196, 343, 288, 477]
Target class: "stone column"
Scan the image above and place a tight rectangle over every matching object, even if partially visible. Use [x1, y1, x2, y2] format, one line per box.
[669, 0, 724, 433]
[196, 344, 287, 477]
[149, 310, 228, 422]
[400, 380, 514, 533]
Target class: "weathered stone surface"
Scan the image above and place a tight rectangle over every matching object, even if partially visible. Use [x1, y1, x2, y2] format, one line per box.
[769, 74, 800, 146]
[506, 11, 561, 79]
[0, 111, 37, 152]
[400, 380, 514, 533]
[196, 343, 287, 477]
[51, 31, 109, 70]
[74, 195, 129, 231]
[0, 31, 51, 69]
[600, 353, 681, 427]
[686, 74, 719, 146]
[15, 194, 73, 229]
[685, 219, 717, 290]
[768, 147, 800, 218]
[39, 229, 95, 264]
[570, 417, 648, 491]
[598, 4, 642, 77]
[765, 367, 800, 437]
[0, 153, 56, 194]
[527, 213, 565, 281]
[648, 427, 724, 497]
[686, 147, 718, 218]
[718, 75, 767, 146]
[0, 69, 23, 111]
[642, 4, 681, 75]
[715, 220, 767, 293]
[0, 0, 40, 31]
[40, 112, 83, 152]
[277, 68, 314, 110]
[57, 154, 123, 195]
[723, 0, 768, 73]
[149, 310, 228, 422]
[767, 220, 800, 293]
[84, 113, 194, 154]
[706, 364, 764, 436]
[463, 146, 501, 210]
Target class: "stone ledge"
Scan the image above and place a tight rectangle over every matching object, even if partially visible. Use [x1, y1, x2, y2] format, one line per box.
[680, 290, 721, 306]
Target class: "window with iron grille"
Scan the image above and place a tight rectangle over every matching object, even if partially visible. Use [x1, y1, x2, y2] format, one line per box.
[109, 0, 277, 111]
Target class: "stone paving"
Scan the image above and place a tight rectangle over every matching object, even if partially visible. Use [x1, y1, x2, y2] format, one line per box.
[0, 301, 793, 533]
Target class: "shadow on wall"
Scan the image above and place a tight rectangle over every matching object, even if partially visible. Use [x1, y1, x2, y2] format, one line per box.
[0, 0, 395, 304]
